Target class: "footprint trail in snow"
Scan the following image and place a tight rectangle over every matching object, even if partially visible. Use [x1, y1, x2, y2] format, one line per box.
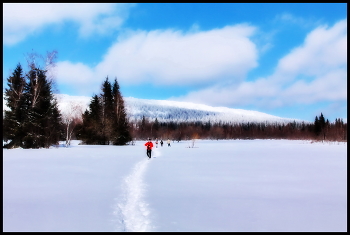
[114, 158, 153, 232]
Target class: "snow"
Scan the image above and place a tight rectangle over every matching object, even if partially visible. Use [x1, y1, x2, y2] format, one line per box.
[3, 139, 347, 232]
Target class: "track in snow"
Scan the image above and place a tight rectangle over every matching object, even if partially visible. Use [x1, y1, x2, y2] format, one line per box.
[113, 158, 153, 232]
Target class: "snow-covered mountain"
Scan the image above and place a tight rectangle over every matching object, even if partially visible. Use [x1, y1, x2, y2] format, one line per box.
[53, 94, 302, 124]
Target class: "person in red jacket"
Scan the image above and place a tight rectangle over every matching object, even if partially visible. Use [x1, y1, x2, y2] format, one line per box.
[145, 138, 154, 159]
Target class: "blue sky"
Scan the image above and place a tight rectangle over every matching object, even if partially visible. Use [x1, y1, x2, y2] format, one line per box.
[3, 3, 347, 122]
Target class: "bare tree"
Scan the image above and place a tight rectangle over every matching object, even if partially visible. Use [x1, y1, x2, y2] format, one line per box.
[25, 50, 57, 73]
[190, 133, 199, 148]
[61, 101, 84, 147]
[25, 50, 59, 93]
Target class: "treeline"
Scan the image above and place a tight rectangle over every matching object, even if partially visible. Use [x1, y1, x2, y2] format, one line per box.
[129, 113, 347, 142]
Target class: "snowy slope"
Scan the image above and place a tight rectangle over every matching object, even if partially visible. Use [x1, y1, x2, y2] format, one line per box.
[53, 94, 302, 124]
[3, 93, 302, 124]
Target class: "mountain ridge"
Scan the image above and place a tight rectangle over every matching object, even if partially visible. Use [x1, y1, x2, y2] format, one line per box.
[53, 94, 305, 124]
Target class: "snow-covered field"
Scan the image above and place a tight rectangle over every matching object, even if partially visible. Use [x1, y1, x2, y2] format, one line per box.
[3, 139, 347, 232]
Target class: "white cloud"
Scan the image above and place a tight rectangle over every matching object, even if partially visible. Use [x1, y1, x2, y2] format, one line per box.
[3, 3, 134, 45]
[55, 24, 259, 94]
[281, 69, 347, 104]
[276, 19, 347, 79]
[55, 61, 98, 95]
[274, 12, 318, 29]
[175, 19, 347, 109]
[96, 25, 258, 86]
[172, 78, 281, 108]
[276, 13, 306, 26]
[56, 61, 95, 84]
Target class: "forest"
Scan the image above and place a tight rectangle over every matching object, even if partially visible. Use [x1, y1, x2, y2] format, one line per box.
[125, 114, 347, 142]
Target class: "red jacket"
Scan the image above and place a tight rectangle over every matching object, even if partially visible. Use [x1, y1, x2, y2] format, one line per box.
[145, 141, 153, 150]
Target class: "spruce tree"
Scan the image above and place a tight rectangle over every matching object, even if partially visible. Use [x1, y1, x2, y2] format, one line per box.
[90, 94, 104, 144]
[314, 116, 321, 137]
[318, 113, 327, 140]
[111, 78, 132, 145]
[22, 67, 62, 148]
[3, 63, 26, 148]
[80, 109, 94, 144]
[49, 99, 64, 145]
[153, 117, 159, 138]
[101, 77, 114, 144]
[319, 113, 326, 130]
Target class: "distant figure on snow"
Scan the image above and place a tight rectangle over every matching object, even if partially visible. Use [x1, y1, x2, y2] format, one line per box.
[145, 138, 154, 159]
[167, 139, 171, 147]
[160, 140, 163, 147]
[155, 138, 158, 148]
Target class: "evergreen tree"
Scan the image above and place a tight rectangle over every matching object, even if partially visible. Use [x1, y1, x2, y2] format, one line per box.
[101, 77, 114, 144]
[154, 117, 160, 133]
[140, 115, 146, 138]
[3, 63, 26, 148]
[111, 78, 132, 145]
[312, 113, 327, 140]
[318, 113, 327, 140]
[49, 99, 64, 144]
[314, 116, 321, 136]
[84, 94, 103, 144]
[22, 67, 62, 148]
[80, 109, 94, 144]
[319, 113, 326, 130]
